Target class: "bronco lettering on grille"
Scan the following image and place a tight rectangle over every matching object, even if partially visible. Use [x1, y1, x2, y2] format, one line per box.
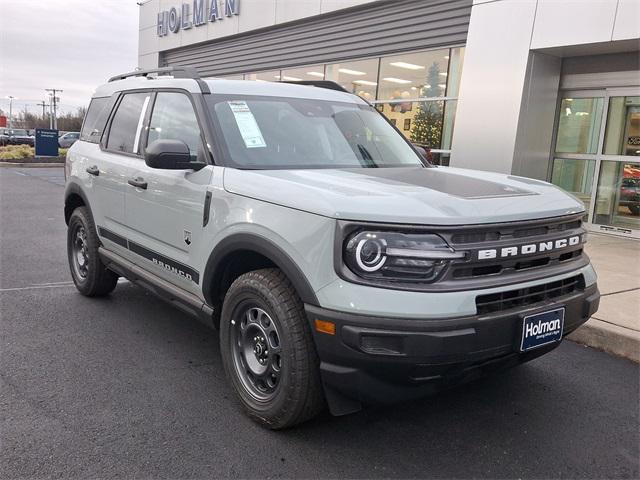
[477, 235, 581, 260]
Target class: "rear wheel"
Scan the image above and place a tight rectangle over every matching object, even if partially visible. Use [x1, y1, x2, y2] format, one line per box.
[220, 268, 324, 429]
[67, 207, 118, 296]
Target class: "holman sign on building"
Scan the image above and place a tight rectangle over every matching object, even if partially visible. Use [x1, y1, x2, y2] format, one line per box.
[157, 0, 239, 36]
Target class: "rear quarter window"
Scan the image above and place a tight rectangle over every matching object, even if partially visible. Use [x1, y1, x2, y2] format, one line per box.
[80, 96, 116, 143]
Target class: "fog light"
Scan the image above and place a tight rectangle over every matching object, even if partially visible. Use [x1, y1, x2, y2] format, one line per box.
[361, 335, 404, 355]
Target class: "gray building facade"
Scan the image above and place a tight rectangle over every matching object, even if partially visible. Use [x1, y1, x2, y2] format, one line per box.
[139, 0, 640, 239]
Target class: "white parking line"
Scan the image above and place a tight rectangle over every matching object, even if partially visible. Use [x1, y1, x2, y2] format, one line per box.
[0, 278, 129, 293]
[0, 284, 77, 293]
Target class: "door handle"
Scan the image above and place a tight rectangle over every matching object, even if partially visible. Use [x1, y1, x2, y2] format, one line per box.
[127, 177, 148, 190]
[86, 165, 99, 176]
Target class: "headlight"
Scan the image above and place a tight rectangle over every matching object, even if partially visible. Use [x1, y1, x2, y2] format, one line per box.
[344, 231, 466, 283]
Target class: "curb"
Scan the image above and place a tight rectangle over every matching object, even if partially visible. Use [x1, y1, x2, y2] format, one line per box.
[0, 162, 64, 168]
[568, 319, 639, 363]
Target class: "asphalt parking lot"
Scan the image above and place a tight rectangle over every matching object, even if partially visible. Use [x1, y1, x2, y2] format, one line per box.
[1, 166, 639, 479]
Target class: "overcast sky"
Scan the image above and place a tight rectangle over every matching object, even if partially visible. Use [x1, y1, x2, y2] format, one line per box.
[0, 0, 139, 117]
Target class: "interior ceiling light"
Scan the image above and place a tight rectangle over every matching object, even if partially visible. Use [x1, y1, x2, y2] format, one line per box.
[438, 84, 447, 89]
[338, 68, 366, 75]
[306, 72, 324, 77]
[444, 55, 450, 60]
[281, 75, 302, 81]
[389, 61, 425, 70]
[439, 72, 448, 76]
[353, 80, 377, 86]
[383, 77, 411, 84]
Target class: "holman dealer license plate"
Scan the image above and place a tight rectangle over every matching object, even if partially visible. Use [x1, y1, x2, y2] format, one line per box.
[520, 307, 565, 352]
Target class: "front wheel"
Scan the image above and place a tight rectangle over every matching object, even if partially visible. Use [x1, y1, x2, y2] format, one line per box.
[219, 268, 325, 429]
[67, 207, 118, 296]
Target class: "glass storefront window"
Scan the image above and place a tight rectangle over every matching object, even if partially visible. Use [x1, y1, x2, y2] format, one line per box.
[555, 97, 604, 154]
[219, 74, 244, 80]
[446, 47, 465, 97]
[377, 49, 449, 101]
[325, 58, 379, 101]
[603, 96, 640, 156]
[551, 158, 595, 211]
[379, 100, 444, 149]
[441, 100, 457, 150]
[378, 99, 456, 148]
[594, 161, 640, 229]
[281, 65, 325, 82]
[245, 70, 282, 82]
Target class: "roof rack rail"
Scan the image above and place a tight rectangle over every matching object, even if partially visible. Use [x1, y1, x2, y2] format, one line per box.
[281, 80, 349, 93]
[108, 66, 210, 94]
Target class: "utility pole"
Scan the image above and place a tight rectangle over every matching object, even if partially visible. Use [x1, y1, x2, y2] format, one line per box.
[6, 96, 16, 128]
[45, 89, 63, 130]
[48, 93, 54, 129]
[37, 100, 49, 121]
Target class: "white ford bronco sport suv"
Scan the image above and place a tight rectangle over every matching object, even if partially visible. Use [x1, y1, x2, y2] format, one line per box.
[65, 67, 599, 429]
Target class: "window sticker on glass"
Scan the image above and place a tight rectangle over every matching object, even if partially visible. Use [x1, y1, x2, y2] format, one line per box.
[228, 101, 267, 148]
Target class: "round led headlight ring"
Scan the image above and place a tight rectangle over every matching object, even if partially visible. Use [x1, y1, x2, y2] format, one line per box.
[355, 237, 387, 272]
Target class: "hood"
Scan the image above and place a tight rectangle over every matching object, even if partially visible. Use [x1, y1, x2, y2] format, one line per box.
[223, 166, 584, 225]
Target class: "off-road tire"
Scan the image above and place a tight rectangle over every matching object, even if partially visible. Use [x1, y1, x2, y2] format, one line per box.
[220, 268, 325, 429]
[67, 206, 118, 296]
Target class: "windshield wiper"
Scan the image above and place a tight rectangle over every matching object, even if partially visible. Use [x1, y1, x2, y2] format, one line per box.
[357, 144, 377, 168]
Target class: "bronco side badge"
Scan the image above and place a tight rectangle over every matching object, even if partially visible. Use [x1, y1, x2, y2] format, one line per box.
[184, 230, 192, 246]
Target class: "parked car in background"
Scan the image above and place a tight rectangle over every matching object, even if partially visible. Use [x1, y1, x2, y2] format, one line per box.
[59, 131, 80, 148]
[620, 176, 640, 216]
[0, 128, 9, 146]
[7, 129, 34, 146]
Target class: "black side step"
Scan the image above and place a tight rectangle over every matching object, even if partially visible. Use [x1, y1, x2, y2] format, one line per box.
[99, 247, 216, 329]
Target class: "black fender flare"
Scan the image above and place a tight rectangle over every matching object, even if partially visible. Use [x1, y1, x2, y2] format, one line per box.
[64, 180, 94, 225]
[202, 233, 319, 307]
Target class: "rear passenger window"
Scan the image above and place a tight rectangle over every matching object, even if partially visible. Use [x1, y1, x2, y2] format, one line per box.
[148, 92, 202, 159]
[80, 96, 116, 143]
[106, 92, 150, 154]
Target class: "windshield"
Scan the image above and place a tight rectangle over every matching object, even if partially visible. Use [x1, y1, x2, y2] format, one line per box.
[207, 95, 426, 169]
[11, 129, 28, 136]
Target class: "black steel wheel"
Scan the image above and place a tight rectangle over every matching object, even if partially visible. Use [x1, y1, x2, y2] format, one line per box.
[220, 268, 325, 429]
[230, 306, 283, 401]
[67, 207, 118, 296]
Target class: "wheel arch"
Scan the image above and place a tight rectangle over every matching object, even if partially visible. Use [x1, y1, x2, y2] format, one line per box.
[203, 233, 319, 309]
[64, 181, 92, 225]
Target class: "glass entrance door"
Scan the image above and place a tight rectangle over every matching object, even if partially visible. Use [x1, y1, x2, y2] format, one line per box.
[551, 88, 640, 239]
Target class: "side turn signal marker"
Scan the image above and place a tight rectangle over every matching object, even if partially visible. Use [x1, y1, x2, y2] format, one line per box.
[315, 319, 336, 335]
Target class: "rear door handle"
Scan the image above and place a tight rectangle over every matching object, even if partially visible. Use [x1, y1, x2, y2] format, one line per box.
[127, 177, 148, 190]
[86, 165, 99, 176]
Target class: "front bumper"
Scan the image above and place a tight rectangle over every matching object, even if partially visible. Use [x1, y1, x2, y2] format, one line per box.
[306, 283, 599, 414]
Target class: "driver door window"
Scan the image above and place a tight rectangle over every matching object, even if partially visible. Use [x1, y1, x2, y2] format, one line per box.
[147, 92, 202, 160]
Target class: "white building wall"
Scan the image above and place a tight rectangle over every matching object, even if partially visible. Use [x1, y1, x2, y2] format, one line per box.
[450, 0, 639, 176]
[449, 0, 538, 174]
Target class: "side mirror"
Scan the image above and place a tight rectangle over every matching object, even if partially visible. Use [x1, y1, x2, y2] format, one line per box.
[144, 139, 205, 170]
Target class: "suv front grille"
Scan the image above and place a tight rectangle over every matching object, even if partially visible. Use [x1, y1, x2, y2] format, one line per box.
[475, 275, 584, 315]
[440, 214, 586, 283]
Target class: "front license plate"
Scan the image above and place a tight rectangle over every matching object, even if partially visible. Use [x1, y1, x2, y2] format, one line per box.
[520, 307, 565, 352]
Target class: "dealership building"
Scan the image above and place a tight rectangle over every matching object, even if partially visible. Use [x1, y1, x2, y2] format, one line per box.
[138, 0, 640, 238]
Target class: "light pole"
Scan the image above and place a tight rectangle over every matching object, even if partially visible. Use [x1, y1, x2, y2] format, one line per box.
[6, 96, 16, 128]
[45, 89, 63, 130]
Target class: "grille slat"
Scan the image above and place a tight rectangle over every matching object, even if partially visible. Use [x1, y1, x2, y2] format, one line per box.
[475, 275, 584, 315]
